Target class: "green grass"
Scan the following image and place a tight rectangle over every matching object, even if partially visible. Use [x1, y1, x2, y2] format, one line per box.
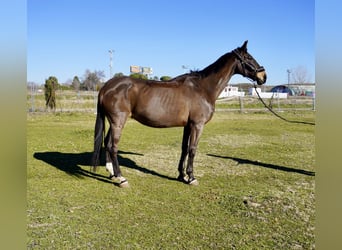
[27, 111, 315, 249]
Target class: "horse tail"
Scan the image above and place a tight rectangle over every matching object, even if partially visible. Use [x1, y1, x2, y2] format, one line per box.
[91, 94, 105, 172]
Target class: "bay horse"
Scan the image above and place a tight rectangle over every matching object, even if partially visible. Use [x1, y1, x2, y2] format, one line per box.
[92, 41, 266, 187]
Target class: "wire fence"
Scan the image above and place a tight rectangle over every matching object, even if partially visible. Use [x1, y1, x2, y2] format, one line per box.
[27, 90, 316, 113]
[27, 90, 97, 113]
[215, 95, 316, 112]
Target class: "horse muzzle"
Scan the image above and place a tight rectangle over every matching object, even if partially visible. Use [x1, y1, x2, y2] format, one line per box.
[256, 70, 267, 85]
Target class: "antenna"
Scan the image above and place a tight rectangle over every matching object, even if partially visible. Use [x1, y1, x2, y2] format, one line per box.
[287, 69, 291, 88]
[109, 49, 114, 79]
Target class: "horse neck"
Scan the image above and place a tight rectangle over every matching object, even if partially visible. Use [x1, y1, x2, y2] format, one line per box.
[199, 52, 238, 103]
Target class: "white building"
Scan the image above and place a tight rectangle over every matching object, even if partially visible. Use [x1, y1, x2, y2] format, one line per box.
[249, 88, 287, 99]
[218, 86, 245, 98]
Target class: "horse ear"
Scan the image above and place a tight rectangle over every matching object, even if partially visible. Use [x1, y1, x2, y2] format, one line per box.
[240, 40, 248, 52]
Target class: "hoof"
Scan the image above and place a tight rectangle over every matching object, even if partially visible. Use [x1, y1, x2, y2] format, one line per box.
[119, 180, 129, 188]
[188, 178, 199, 186]
[177, 175, 186, 183]
[112, 176, 129, 188]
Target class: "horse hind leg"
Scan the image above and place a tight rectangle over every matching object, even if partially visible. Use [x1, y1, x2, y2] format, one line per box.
[104, 129, 115, 179]
[107, 115, 129, 187]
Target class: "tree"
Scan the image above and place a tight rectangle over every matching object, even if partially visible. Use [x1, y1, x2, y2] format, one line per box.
[130, 73, 148, 80]
[44, 76, 59, 111]
[160, 76, 172, 81]
[113, 72, 125, 78]
[292, 66, 311, 84]
[72, 76, 81, 91]
[83, 69, 105, 91]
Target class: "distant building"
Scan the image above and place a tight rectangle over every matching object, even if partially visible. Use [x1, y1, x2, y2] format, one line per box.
[218, 86, 245, 98]
[219, 83, 315, 99]
[270, 85, 295, 96]
[249, 88, 288, 99]
[270, 84, 315, 97]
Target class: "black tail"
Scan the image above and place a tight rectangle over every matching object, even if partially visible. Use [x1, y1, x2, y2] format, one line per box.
[91, 97, 105, 172]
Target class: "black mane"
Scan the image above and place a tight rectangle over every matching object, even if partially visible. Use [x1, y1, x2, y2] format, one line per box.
[169, 51, 234, 81]
[198, 52, 233, 78]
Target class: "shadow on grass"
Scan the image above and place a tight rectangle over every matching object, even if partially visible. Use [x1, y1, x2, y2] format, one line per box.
[207, 154, 315, 176]
[34, 150, 178, 184]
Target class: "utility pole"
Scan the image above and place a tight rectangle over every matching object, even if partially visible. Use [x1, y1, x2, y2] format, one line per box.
[109, 49, 114, 79]
[287, 69, 291, 88]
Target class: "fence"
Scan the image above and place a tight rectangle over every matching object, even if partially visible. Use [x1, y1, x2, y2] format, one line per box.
[27, 90, 97, 113]
[214, 95, 315, 112]
[27, 90, 316, 113]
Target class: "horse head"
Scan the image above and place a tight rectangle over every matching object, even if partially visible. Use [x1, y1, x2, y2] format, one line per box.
[233, 40, 267, 85]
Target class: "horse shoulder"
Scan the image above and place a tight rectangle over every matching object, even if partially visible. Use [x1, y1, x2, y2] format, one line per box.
[183, 76, 199, 89]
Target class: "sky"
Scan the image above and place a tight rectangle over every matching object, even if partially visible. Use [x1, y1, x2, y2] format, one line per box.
[27, 0, 314, 85]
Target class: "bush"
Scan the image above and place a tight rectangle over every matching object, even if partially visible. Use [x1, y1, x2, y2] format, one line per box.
[160, 76, 172, 81]
[44, 76, 59, 111]
[130, 73, 148, 80]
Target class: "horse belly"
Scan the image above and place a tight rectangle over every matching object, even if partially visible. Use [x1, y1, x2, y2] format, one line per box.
[132, 95, 189, 128]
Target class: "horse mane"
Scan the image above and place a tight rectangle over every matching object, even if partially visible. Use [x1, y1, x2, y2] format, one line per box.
[197, 52, 233, 78]
[165, 52, 233, 81]
[137, 50, 234, 88]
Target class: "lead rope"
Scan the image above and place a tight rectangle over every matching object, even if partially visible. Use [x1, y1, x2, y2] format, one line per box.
[253, 82, 315, 126]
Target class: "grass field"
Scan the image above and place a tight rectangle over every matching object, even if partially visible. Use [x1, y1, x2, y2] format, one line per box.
[27, 111, 315, 249]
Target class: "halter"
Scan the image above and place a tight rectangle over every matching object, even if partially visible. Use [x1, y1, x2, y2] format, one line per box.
[232, 49, 314, 126]
[232, 49, 265, 77]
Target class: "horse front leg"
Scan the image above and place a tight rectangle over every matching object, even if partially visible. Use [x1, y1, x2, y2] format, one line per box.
[186, 123, 204, 185]
[177, 124, 191, 182]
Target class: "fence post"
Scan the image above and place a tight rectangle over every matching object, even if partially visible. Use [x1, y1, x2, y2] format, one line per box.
[30, 82, 36, 112]
[239, 96, 244, 113]
[277, 93, 280, 111]
[312, 92, 316, 111]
